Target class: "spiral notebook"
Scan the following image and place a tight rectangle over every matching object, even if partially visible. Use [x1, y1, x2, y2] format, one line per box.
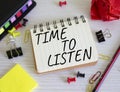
[30, 15, 98, 73]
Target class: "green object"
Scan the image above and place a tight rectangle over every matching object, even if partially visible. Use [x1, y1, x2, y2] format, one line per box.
[4, 21, 10, 29]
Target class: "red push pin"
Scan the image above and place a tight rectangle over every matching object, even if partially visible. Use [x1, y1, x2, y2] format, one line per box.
[59, 1, 67, 7]
[67, 77, 76, 84]
[15, 23, 22, 30]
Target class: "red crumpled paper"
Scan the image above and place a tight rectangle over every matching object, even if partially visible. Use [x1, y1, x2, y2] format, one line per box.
[91, 0, 120, 21]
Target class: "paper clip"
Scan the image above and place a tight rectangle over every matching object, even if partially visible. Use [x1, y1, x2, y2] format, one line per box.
[99, 54, 110, 61]
[89, 71, 101, 84]
[86, 84, 94, 92]
[103, 28, 112, 38]
[24, 30, 30, 43]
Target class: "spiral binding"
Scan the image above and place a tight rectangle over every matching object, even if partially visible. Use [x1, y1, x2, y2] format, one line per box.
[60, 19, 65, 27]
[39, 23, 43, 32]
[33, 15, 86, 33]
[53, 21, 57, 29]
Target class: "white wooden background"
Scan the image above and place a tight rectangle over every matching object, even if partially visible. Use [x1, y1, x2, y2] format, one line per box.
[0, 0, 120, 92]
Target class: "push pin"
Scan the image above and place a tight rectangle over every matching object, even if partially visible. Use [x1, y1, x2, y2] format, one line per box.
[96, 29, 111, 43]
[6, 36, 23, 59]
[59, 1, 67, 7]
[8, 27, 20, 37]
[22, 18, 28, 26]
[67, 77, 76, 84]
[77, 71, 85, 78]
[15, 23, 22, 30]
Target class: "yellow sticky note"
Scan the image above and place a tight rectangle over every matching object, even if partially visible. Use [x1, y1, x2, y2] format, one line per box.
[0, 64, 38, 92]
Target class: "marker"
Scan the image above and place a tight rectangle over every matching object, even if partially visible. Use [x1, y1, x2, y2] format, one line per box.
[0, 27, 5, 35]
[4, 21, 10, 29]
[16, 11, 22, 18]
[10, 16, 16, 23]
[93, 45, 120, 92]
[22, 5, 27, 13]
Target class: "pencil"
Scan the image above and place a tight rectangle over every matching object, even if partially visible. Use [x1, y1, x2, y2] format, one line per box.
[92, 45, 120, 92]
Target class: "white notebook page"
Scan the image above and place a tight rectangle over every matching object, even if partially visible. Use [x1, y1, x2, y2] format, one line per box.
[30, 16, 98, 73]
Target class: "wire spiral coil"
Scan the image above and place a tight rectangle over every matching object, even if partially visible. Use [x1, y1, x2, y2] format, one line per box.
[33, 15, 86, 33]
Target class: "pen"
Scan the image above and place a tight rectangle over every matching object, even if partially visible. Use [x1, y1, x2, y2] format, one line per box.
[93, 45, 120, 92]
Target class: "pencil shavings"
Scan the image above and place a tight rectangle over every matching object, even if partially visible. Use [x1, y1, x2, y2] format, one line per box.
[91, 0, 120, 21]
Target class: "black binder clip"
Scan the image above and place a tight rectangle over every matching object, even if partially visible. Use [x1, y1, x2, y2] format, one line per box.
[6, 36, 23, 59]
[96, 29, 111, 43]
